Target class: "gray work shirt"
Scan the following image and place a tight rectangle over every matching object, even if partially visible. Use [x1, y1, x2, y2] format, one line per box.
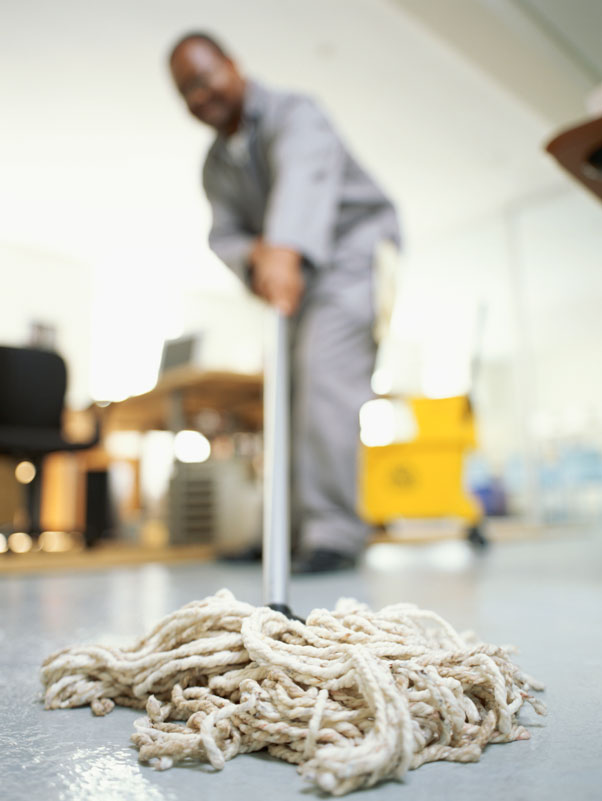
[202, 79, 401, 283]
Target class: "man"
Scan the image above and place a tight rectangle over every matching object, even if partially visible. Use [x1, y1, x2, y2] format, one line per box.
[169, 32, 401, 572]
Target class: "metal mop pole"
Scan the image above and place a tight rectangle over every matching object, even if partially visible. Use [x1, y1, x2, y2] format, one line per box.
[262, 309, 293, 614]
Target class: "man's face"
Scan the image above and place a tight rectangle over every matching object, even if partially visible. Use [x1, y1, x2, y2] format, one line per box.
[170, 40, 244, 133]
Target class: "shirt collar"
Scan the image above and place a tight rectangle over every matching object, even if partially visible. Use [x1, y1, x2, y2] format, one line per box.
[212, 79, 266, 159]
[242, 79, 267, 121]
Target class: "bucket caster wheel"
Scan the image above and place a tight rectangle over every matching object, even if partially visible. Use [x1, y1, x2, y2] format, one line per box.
[466, 524, 489, 549]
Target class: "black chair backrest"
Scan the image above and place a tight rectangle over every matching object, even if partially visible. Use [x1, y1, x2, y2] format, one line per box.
[0, 346, 67, 429]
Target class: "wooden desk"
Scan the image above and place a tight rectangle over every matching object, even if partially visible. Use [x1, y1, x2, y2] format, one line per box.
[102, 368, 264, 433]
[41, 370, 263, 541]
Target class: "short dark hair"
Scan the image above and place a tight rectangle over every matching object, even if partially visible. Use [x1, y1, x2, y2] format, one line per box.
[169, 32, 230, 62]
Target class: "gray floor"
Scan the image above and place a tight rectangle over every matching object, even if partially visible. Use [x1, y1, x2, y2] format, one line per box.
[2, 528, 601, 801]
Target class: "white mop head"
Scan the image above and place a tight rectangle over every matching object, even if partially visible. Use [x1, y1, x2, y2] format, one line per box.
[41, 589, 545, 796]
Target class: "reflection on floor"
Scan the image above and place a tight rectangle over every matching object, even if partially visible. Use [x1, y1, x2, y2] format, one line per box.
[0, 540, 214, 574]
[2, 527, 601, 801]
[0, 518, 586, 574]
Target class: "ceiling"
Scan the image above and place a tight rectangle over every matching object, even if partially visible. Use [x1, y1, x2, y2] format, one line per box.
[518, 0, 602, 80]
[1, 0, 600, 291]
[392, 0, 602, 123]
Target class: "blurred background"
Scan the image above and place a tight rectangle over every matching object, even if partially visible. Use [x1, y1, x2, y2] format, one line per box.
[2, 0, 602, 563]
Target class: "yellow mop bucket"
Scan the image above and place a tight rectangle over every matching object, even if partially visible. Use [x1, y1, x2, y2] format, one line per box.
[358, 395, 482, 527]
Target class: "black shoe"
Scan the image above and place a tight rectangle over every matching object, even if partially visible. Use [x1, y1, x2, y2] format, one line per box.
[218, 543, 263, 563]
[292, 548, 357, 574]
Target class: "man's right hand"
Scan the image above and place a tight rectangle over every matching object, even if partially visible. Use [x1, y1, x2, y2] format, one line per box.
[250, 241, 304, 316]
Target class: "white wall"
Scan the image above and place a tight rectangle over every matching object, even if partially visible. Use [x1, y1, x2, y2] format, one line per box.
[379, 179, 602, 471]
[0, 242, 93, 407]
[87, 262, 265, 402]
[518, 189, 602, 442]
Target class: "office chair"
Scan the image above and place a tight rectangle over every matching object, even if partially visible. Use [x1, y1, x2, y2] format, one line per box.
[0, 345, 100, 538]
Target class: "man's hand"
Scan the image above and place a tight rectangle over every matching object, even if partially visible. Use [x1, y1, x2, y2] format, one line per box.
[250, 242, 304, 316]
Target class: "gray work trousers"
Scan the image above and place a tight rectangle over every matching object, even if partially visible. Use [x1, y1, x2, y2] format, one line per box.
[289, 254, 377, 556]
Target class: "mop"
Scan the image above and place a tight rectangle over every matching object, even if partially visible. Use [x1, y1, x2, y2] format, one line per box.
[41, 311, 545, 796]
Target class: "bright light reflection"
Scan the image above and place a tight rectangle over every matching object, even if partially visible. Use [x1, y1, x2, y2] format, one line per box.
[360, 399, 418, 447]
[105, 431, 142, 460]
[360, 399, 396, 447]
[367, 540, 474, 574]
[39, 530, 73, 553]
[426, 541, 474, 572]
[371, 368, 393, 396]
[69, 747, 167, 801]
[8, 531, 33, 553]
[421, 350, 469, 399]
[174, 430, 211, 463]
[0, 534, 7, 554]
[366, 543, 416, 571]
[15, 461, 36, 484]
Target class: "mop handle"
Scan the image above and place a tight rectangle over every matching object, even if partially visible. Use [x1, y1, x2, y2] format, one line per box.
[262, 309, 290, 608]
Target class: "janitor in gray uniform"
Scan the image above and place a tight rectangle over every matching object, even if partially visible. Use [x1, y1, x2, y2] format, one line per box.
[169, 32, 401, 572]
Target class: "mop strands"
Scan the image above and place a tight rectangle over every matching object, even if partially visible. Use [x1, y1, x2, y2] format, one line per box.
[41, 588, 545, 796]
